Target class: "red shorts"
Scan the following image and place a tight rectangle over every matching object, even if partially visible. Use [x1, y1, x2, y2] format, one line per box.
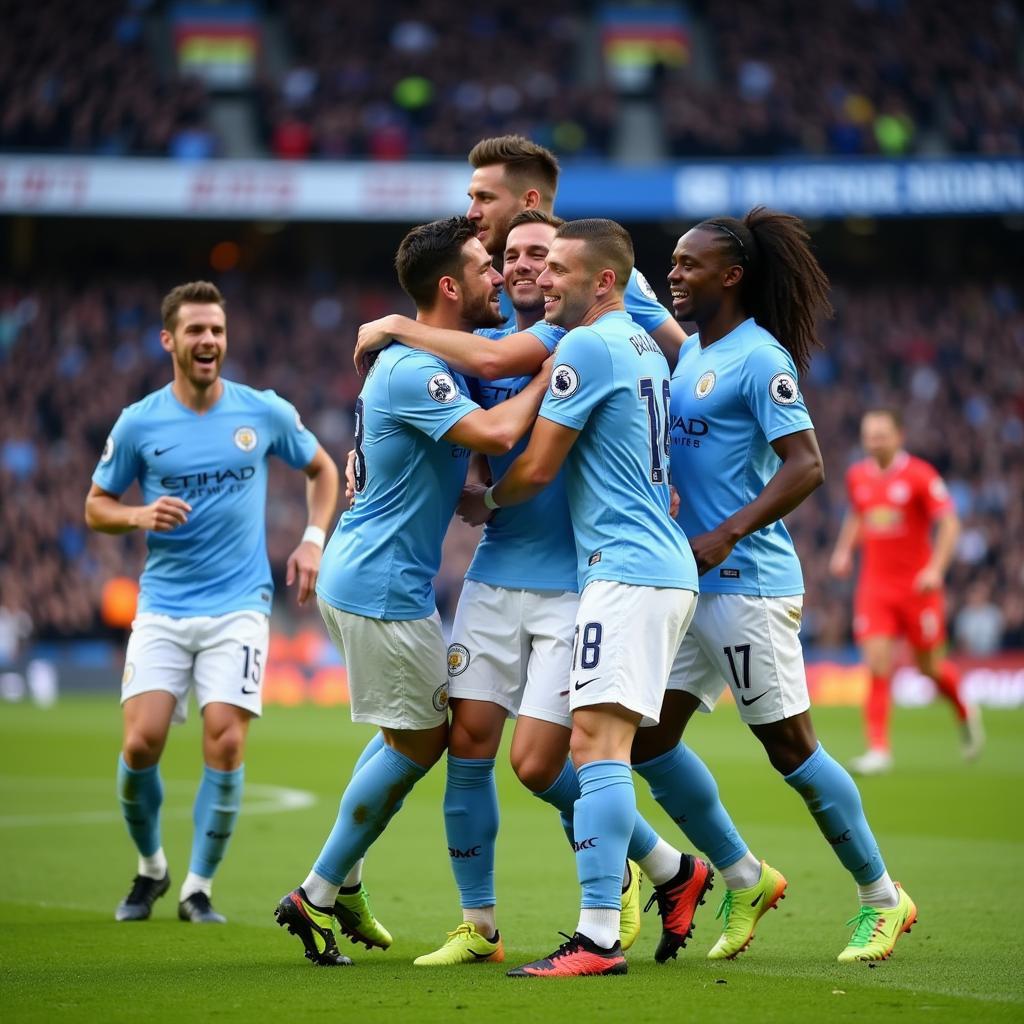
[853, 586, 946, 650]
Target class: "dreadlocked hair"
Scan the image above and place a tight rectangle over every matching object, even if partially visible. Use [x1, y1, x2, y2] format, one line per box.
[697, 207, 833, 375]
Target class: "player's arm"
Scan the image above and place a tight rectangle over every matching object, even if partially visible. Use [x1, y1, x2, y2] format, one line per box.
[356, 314, 550, 379]
[829, 509, 862, 579]
[916, 509, 959, 593]
[84, 483, 192, 534]
[689, 429, 825, 575]
[442, 360, 551, 455]
[286, 445, 339, 605]
[649, 317, 688, 370]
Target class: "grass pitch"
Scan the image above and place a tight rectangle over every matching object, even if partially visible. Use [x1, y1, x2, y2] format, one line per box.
[1, 696, 1022, 1023]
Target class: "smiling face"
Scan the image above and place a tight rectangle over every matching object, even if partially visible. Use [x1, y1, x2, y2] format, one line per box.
[503, 221, 557, 315]
[161, 303, 226, 389]
[667, 227, 743, 324]
[456, 236, 505, 329]
[466, 164, 534, 256]
[536, 237, 601, 331]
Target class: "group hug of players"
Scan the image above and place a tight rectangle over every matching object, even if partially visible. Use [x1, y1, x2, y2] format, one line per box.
[87, 135, 979, 978]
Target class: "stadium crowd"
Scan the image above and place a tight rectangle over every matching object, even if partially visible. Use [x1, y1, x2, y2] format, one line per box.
[2, 0, 1020, 160]
[1, 275, 1021, 652]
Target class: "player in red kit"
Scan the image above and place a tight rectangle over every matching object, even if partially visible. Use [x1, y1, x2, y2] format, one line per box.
[830, 409, 983, 774]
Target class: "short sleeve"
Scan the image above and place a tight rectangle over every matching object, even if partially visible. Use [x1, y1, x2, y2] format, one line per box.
[539, 327, 614, 430]
[389, 351, 480, 441]
[623, 268, 671, 334]
[739, 344, 814, 443]
[265, 391, 320, 469]
[92, 409, 142, 495]
[918, 463, 954, 519]
[524, 319, 566, 355]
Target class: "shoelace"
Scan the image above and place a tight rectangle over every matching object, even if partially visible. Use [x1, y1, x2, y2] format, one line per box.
[715, 890, 734, 923]
[844, 905, 881, 946]
[548, 932, 581, 960]
[445, 922, 479, 942]
[186, 892, 212, 912]
[125, 875, 160, 903]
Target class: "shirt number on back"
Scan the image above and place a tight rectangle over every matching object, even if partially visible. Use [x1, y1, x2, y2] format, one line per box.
[638, 377, 671, 484]
[353, 398, 367, 493]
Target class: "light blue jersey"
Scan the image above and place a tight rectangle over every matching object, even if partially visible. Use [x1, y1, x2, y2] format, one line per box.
[670, 318, 813, 596]
[465, 322, 577, 591]
[317, 344, 479, 620]
[92, 380, 319, 618]
[498, 267, 669, 336]
[539, 310, 698, 592]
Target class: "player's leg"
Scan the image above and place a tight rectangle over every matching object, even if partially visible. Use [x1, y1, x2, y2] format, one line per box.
[115, 614, 192, 921]
[907, 592, 982, 760]
[730, 596, 916, 962]
[631, 610, 776, 960]
[276, 604, 448, 965]
[851, 590, 899, 773]
[415, 581, 523, 965]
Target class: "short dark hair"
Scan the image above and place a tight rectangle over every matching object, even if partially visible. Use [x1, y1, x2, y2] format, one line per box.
[864, 407, 903, 430]
[161, 281, 225, 332]
[507, 209, 565, 233]
[554, 218, 634, 292]
[468, 135, 560, 205]
[395, 217, 478, 308]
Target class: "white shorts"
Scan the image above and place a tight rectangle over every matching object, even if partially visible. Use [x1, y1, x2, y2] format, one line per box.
[568, 580, 698, 726]
[121, 610, 270, 725]
[447, 580, 577, 729]
[665, 593, 810, 725]
[318, 599, 449, 731]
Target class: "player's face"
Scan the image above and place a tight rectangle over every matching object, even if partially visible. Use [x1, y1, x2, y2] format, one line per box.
[503, 222, 556, 314]
[537, 238, 596, 330]
[861, 413, 903, 464]
[161, 303, 226, 388]
[668, 228, 734, 322]
[467, 165, 526, 256]
[457, 236, 505, 329]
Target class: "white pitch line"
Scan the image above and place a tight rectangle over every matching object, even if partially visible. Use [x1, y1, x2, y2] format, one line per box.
[0, 782, 315, 828]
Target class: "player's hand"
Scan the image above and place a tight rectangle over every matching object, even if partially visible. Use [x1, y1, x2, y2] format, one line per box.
[133, 496, 191, 532]
[344, 449, 357, 507]
[829, 549, 853, 578]
[354, 315, 397, 376]
[669, 485, 680, 519]
[286, 541, 322, 605]
[689, 526, 737, 575]
[913, 564, 943, 592]
[457, 483, 493, 527]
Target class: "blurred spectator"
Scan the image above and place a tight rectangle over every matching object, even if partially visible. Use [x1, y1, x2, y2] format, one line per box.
[954, 582, 1005, 655]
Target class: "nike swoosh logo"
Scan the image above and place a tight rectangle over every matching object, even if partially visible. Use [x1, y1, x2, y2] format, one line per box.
[154, 445, 180, 456]
[751, 892, 764, 907]
[574, 678, 600, 691]
[740, 690, 770, 706]
[241, 686, 259, 695]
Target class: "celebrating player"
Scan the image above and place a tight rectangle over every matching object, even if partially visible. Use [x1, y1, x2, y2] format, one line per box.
[830, 408, 981, 773]
[404, 210, 707, 968]
[632, 208, 918, 964]
[352, 134, 687, 374]
[460, 218, 703, 978]
[86, 281, 339, 925]
[273, 217, 552, 967]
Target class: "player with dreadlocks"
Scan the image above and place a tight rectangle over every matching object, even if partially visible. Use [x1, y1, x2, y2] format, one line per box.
[626, 208, 918, 965]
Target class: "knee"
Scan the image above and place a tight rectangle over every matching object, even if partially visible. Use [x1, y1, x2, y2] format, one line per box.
[512, 750, 562, 794]
[631, 729, 675, 766]
[206, 727, 246, 770]
[448, 715, 501, 760]
[762, 737, 816, 776]
[122, 732, 162, 769]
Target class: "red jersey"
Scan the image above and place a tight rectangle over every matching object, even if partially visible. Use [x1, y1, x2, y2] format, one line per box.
[846, 452, 953, 591]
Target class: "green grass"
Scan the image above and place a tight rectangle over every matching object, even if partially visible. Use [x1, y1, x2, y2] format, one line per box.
[1, 697, 1022, 1023]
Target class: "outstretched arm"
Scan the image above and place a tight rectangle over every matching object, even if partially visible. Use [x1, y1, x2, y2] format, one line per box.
[829, 509, 861, 578]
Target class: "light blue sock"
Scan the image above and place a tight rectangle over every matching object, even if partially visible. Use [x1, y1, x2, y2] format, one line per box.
[784, 743, 885, 884]
[189, 764, 245, 878]
[116, 755, 163, 858]
[574, 760, 636, 910]
[536, 758, 660, 862]
[313, 745, 427, 885]
[634, 743, 748, 870]
[352, 732, 386, 777]
[444, 756, 498, 908]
